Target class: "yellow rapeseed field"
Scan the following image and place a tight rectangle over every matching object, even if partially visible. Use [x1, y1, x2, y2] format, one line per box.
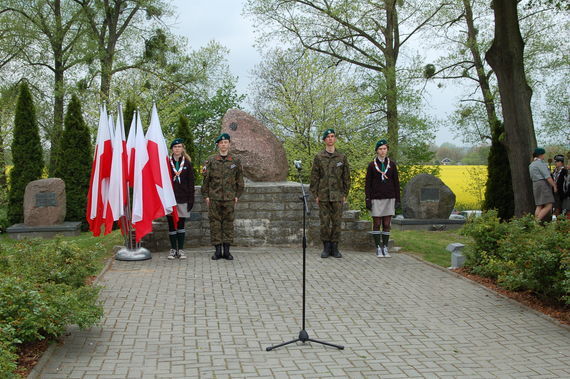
[434, 165, 488, 209]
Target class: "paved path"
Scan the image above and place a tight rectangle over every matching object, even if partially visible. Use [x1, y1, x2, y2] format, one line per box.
[36, 247, 569, 378]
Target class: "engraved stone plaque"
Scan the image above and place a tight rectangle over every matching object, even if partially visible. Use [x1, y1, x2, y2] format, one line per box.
[35, 192, 57, 207]
[420, 187, 440, 202]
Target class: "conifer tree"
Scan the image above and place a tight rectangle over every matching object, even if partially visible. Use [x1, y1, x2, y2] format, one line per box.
[124, 98, 136, 136]
[54, 95, 92, 228]
[176, 115, 199, 182]
[8, 82, 44, 224]
[483, 121, 514, 220]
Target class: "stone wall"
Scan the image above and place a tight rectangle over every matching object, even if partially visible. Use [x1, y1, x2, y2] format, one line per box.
[144, 181, 372, 251]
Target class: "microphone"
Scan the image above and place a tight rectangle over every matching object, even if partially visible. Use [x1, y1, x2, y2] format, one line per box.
[293, 160, 302, 170]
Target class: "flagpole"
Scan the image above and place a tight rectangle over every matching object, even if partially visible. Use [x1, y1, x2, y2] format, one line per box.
[115, 108, 150, 261]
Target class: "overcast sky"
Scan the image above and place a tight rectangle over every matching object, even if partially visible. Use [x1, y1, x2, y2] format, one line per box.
[170, 0, 458, 145]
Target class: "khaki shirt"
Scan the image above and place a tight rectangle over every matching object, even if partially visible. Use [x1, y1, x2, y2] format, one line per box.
[310, 149, 351, 202]
[528, 159, 550, 182]
[202, 154, 244, 200]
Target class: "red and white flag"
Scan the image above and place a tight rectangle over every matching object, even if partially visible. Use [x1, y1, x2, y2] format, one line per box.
[132, 104, 178, 242]
[105, 104, 128, 234]
[86, 105, 113, 236]
[125, 110, 137, 187]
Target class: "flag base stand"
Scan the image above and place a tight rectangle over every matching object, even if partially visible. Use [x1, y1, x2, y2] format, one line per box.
[115, 247, 151, 261]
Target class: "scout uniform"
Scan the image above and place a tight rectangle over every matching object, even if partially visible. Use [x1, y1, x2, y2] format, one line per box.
[202, 133, 244, 260]
[167, 138, 195, 260]
[310, 128, 351, 258]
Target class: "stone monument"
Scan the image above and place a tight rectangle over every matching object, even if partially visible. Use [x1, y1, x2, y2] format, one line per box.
[220, 109, 288, 182]
[392, 173, 465, 231]
[7, 178, 81, 239]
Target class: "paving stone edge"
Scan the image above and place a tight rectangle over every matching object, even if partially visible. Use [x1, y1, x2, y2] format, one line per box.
[401, 250, 570, 331]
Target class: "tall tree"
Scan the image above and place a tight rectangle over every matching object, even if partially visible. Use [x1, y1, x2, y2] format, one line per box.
[245, 0, 448, 160]
[483, 122, 514, 220]
[485, 0, 537, 216]
[54, 95, 93, 228]
[72, 0, 170, 99]
[2, 0, 90, 175]
[54, 95, 91, 228]
[250, 49, 367, 180]
[8, 82, 44, 224]
[425, 0, 516, 217]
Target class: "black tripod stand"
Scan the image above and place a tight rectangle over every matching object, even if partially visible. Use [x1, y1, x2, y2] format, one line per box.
[266, 162, 344, 351]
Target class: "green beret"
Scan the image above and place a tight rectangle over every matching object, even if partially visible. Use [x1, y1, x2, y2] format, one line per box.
[170, 138, 184, 149]
[215, 133, 231, 144]
[534, 147, 545, 156]
[375, 139, 388, 151]
[321, 128, 335, 140]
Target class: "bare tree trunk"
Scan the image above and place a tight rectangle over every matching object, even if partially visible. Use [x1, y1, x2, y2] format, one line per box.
[49, 0, 65, 175]
[463, 0, 499, 129]
[485, 0, 536, 216]
[384, 0, 399, 160]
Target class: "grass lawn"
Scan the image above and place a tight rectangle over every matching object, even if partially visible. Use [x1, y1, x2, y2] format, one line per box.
[390, 228, 471, 267]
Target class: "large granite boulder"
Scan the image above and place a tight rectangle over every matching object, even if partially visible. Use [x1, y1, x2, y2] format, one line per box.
[23, 178, 66, 226]
[221, 109, 288, 182]
[402, 173, 455, 219]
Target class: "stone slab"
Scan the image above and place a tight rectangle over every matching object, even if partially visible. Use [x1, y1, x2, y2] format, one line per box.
[392, 218, 466, 231]
[6, 221, 81, 239]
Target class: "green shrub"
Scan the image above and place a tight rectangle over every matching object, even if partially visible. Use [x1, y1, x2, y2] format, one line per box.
[0, 326, 18, 377]
[461, 210, 509, 272]
[0, 277, 102, 344]
[462, 212, 570, 304]
[0, 239, 99, 288]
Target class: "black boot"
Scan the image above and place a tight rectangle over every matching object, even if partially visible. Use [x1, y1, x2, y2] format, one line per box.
[331, 242, 342, 258]
[222, 243, 233, 260]
[321, 241, 331, 258]
[211, 244, 222, 260]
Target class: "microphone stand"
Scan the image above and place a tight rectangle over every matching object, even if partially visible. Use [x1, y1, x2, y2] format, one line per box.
[266, 164, 344, 351]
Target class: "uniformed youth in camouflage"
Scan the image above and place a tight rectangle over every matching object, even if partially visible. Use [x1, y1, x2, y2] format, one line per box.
[202, 133, 244, 260]
[310, 128, 351, 258]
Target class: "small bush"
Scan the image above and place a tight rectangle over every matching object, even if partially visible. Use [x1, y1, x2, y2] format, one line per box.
[0, 278, 102, 339]
[462, 212, 570, 304]
[0, 239, 99, 288]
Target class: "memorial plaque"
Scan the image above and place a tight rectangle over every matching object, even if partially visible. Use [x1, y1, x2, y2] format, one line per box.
[420, 187, 440, 202]
[35, 192, 57, 207]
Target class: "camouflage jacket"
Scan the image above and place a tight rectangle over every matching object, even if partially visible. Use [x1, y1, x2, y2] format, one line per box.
[310, 149, 351, 202]
[201, 154, 245, 200]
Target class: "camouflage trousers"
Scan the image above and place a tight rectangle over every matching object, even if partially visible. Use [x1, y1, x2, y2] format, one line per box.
[208, 200, 235, 245]
[318, 201, 343, 242]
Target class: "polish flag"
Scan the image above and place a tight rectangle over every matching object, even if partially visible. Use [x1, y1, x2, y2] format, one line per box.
[125, 110, 137, 187]
[105, 104, 128, 234]
[86, 105, 113, 236]
[132, 104, 178, 242]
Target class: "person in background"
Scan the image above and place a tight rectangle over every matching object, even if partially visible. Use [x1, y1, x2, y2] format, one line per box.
[310, 128, 351, 258]
[365, 139, 400, 258]
[167, 138, 195, 260]
[551, 154, 567, 218]
[529, 148, 557, 222]
[201, 133, 244, 261]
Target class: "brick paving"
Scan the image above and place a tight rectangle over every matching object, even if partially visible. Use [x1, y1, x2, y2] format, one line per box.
[36, 247, 570, 378]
